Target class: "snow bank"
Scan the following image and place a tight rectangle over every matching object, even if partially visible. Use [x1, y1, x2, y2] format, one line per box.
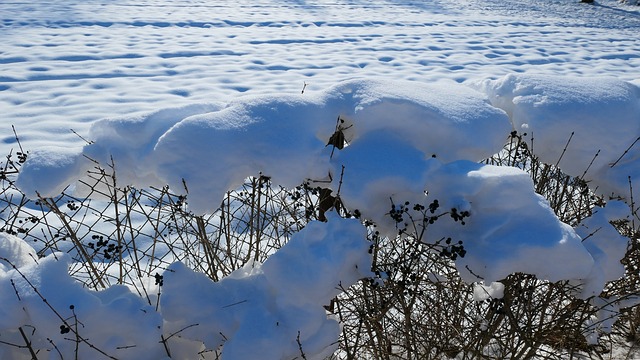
[472, 74, 640, 200]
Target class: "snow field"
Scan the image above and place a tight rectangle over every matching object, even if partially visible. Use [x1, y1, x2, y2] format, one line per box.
[2, 0, 640, 358]
[2, 0, 639, 156]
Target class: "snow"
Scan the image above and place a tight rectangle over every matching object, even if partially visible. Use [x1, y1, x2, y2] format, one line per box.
[0, 234, 165, 360]
[162, 213, 370, 359]
[473, 281, 505, 302]
[2, 0, 640, 358]
[0, 215, 369, 359]
[2, 0, 639, 156]
[420, 160, 595, 284]
[473, 74, 640, 199]
[13, 147, 83, 199]
[0, 233, 39, 271]
[18, 76, 604, 286]
[576, 201, 631, 297]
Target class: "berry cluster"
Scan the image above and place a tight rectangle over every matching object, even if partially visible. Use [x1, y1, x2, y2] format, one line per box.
[66, 200, 79, 211]
[450, 208, 470, 225]
[154, 272, 164, 286]
[87, 234, 123, 260]
[439, 237, 466, 260]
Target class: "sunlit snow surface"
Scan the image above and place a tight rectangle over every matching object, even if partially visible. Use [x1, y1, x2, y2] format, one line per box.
[1, 0, 639, 155]
[162, 213, 371, 359]
[2, 0, 640, 359]
[11, 73, 640, 358]
[0, 233, 166, 359]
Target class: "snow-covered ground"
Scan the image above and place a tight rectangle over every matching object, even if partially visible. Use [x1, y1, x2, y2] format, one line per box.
[1, 0, 640, 359]
[1, 0, 639, 155]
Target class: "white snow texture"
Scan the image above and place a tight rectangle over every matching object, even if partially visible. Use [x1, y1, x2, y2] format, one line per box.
[9, 74, 639, 358]
[2, 0, 640, 357]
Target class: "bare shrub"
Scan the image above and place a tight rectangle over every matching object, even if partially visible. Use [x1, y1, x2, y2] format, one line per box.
[0, 129, 638, 359]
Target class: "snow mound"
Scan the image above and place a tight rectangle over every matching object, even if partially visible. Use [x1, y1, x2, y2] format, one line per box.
[15, 147, 83, 199]
[0, 232, 39, 271]
[15, 76, 637, 293]
[17, 79, 510, 214]
[419, 160, 595, 284]
[0, 237, 164, 360]
[472, 74, 640, 199]
[576, 200, 630, 298]
[161, 213, 371, 360]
